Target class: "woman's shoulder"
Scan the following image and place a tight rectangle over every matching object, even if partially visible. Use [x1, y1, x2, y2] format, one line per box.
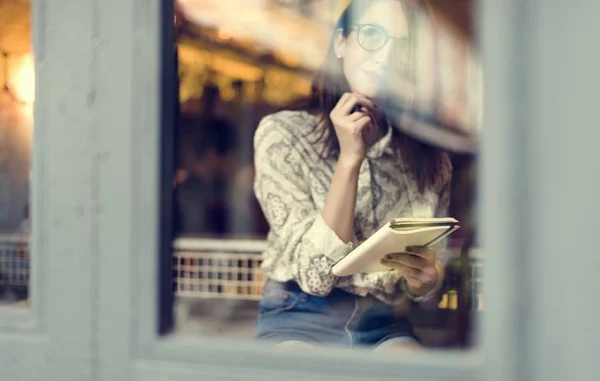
[255, 110, 320, 144]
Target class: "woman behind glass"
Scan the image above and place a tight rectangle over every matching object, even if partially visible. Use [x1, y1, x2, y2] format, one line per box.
[253, 0, 451, 351]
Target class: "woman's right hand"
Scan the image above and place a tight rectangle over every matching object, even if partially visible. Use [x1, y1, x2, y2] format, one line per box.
[329, 92, 375, 168]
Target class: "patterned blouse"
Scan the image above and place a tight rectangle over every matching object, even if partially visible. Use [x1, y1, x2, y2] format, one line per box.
[253, 110, 452, 305]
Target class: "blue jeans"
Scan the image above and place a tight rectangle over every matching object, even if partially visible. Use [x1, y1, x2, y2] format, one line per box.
[255, 279, 417, 348]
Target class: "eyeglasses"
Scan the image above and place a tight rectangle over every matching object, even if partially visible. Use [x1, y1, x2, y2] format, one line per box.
[350, 24, 409, 53]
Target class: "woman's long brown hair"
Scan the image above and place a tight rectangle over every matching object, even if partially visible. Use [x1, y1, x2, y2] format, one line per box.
[294, 0, 450, 193]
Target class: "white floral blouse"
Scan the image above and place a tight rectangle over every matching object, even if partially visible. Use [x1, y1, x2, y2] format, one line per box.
[253, 110, 451, 304]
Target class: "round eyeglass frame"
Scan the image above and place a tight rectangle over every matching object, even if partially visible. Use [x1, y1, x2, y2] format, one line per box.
[350, 23, 409, 52]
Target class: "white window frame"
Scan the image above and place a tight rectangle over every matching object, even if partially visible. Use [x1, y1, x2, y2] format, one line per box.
[2, 0, 600, 380]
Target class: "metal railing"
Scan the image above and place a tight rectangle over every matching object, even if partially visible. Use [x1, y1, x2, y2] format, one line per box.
[173, 238, 484, 311]
[172, 238, 267, 300]
[0, 234, 483, 310]
[0, 234, 29, 287]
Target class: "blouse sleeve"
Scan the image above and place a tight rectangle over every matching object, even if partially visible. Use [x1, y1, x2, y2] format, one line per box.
[253, 115, 354, 296]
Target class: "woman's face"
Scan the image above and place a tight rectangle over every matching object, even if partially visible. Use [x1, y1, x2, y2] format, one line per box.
[335, 0, 410, 99]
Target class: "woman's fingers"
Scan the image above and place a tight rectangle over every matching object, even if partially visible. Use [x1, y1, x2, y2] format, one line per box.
[383, 252, 430, 269]
[403, 274, 424, 288]
[405, 246, 436, 262]
[380, 256, 439, 288]
[380, 259, 421, 277]
[338, 92, 375, 115]
[353, 116, 372, 133]
[349, 110, 369, 122]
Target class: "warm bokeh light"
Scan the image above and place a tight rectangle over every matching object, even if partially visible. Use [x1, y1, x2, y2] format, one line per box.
[217, 28, 232, 40]
[9, 53, 35, 105]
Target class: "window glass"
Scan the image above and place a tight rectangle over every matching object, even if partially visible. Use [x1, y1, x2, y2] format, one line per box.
[169, 0, 482, 352]
[0, 0, 33, 309]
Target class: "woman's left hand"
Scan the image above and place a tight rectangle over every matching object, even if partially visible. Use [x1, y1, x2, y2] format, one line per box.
[380, 246, 442, 297]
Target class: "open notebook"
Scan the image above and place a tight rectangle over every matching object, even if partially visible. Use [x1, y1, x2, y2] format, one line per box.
[331, 218, 460, 277]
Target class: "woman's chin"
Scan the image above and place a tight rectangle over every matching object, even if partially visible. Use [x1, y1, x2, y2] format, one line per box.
[348, 81, 377, 97]
[353, 86, 388, 102]
[349, 76, 387, 97]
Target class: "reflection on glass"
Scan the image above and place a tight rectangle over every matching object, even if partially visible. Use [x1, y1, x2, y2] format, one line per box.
[0, 0, 33, 308]
[171, 0, 481, 350]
